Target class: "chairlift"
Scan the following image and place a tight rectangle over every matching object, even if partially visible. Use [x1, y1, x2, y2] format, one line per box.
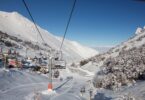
[53, 51, 66, 69]
[54, 60, 66, 69]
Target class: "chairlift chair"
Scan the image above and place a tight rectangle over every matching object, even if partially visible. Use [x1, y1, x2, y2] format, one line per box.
[53, 51, 66, 69]
[54, 60, 66, 69]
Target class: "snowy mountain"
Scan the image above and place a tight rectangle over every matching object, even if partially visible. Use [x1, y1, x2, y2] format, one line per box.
[0, 11, 98, 62]
[91, 26, 145, 90]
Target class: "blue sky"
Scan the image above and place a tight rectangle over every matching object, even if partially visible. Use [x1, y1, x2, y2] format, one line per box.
[0, 0, 145, 47]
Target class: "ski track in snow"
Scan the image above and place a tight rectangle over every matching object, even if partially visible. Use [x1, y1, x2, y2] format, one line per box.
[50, 79, 75, 100]
[50, 77, 86, 100]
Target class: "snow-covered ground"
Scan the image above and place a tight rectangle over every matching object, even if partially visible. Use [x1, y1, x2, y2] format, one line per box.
[0, 68, 49, 100]
[94, 80, 145, 100]
[0, 68, 96, 100]
[93, 46, 112, 53]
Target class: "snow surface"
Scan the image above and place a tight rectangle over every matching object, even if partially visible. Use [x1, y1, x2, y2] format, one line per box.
[80, 62, 101, 73]
[95, 81, 145, 100]
[41, 89, 56, 95]
[94, 46, 112, 53]
[0, 68, 96, 100]
[0, 11, 98, 62]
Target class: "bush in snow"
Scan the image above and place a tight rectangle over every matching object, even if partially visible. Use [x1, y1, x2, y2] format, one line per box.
[4, 41, 13, 47]
[80, 59, 89, 66]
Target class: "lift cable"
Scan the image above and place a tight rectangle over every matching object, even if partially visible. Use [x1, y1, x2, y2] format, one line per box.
[22, 0, 77, 59]
[59, 0, 77, 51]
[22, 0, 46, 44]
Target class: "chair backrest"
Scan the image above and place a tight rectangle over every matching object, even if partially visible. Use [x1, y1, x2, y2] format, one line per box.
[53, 51, 66, 69]
[53, 60, 66, 69]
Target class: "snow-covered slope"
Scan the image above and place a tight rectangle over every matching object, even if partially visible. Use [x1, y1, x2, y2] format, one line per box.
[0, 11, 98, 62]
[91, 26, 145, 90]
[93, 46, 112, 53]
[110, 27, 145, 54]
[89, 26, 145, 67]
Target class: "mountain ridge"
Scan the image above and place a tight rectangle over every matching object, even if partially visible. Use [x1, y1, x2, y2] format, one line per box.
[91, 26, 145, 90]
[0, 11, 98, 62]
